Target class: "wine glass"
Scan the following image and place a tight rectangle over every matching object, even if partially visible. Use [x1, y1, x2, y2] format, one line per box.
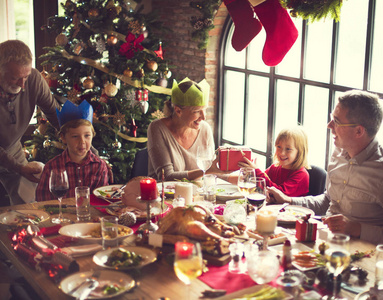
[247, 177, 266, 211]
[237, 168, 256, 216]
[174, 241, 203, 300]
[324, 233, 351, 299]
[196, 145, 214, 193]
[49, 169, 70, 224]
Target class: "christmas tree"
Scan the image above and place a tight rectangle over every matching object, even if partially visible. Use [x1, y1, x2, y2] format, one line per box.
[25, 0, 172, 183]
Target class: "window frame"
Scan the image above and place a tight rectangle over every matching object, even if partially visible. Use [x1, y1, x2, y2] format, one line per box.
[217, 0, 383, 170]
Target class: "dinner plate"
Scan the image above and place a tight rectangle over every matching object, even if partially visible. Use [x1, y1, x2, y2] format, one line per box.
[215, 184, 243, 201]
[265, 204, 315, 225]
[93, 246, 157, 270]
[105, 202, 170, 221]
[270, 243, 321, 272]
[93, 185, 123, 203]
[157, 181, 199, 198]
[355, 291, 369, 300]
[0, 209, 50, 226]
[58, 223, 134, 244]
[60, 270, 135, 299]
[246, 227, 288, 246]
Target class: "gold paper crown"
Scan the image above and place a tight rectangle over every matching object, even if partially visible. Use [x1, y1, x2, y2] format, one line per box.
[171, 77, 210, 106]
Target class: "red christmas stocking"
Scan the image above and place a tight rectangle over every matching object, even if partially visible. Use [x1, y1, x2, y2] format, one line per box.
[253, 0, 298, 66]
[224, 0, 262, 52]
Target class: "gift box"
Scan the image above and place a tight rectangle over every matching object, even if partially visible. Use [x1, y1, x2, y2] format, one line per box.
[295, 214, 317, 242]
[218, 147, 251, 171]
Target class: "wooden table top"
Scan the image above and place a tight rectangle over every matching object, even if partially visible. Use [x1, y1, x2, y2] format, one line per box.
[0, 199, 377, 300]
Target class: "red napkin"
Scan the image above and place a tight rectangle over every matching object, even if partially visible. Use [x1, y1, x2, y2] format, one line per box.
[198, 263, 282, 294]
[39, 224, 62, 236]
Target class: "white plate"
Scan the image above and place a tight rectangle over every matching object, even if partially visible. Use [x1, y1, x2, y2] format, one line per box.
[60, 270, 135, 299]
[59, 223, 134, 244]
[93, 246, 157, 270]
[157, 181, 198, 198]
[216, 184, 243, 201]
[0, 209, 50, 226]
[266, 205, 315, 225]
[355, 291, 369, 300]
[93, 185, 123, 203]
[246, 227, 288, 246]
[271, 243, 321, 272]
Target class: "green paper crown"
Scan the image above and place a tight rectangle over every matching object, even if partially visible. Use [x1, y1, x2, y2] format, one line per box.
[171, 77, 210, 106]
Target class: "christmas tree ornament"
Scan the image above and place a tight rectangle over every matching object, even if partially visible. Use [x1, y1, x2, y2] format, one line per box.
[118, 212, 136, 226]
[146, 61, 158, 72]
[95, 38, 106, 53]
[223, 0, 263, 51]
[88, 8, 100, 18]
[112, 140, 122, 149]
[140, 101, 149, 114]
[154, 42, 164, 60]
[164, 69, 172, 79]
[107, 35, 118, 46]
[99, 93, 108, 103]
[104, 82, 118, 97]
[112, 111, 126, 126]
[142, 29, 149, 39]
[253, 0, 298, 66]
[99, 114, 109, 122]
[67, 88, 81, 103]
[151, 110, 165, 120]
[136, 69, 144, 78]
[130, 119, 138, 137]
[40, 70, 49, 84]
[83, 77, 95, 89]
[123, 68, 133, 78]
[128, 20, 144, 35]
[124, 0, 137, 12]
[55, 33, 69, 46]
[156, 77, 168, 88]
[43, 138, 52, 149]
[73, 42, 84, 55]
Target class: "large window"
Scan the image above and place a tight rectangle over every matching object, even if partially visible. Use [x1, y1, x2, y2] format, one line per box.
[219, 0, 383, 170]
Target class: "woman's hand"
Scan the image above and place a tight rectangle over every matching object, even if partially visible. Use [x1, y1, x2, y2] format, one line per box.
[238, 156, 257, 170]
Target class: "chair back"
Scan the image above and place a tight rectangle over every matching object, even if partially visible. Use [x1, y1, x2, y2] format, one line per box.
[131, 148, 148, 178]
[307, 165, 327, 196]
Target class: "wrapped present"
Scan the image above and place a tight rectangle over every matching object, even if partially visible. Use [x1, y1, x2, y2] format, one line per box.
[218, 146, 251, 171]
[295, 214, 317, 242]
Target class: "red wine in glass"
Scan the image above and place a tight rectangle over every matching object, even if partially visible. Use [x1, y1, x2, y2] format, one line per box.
[49, 169, 70, 224]
[51, 187, 68, 199]
[247, 193, 266, 209]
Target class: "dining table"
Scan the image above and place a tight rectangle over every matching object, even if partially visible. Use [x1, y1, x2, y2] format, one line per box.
[0, 195, 378, 300]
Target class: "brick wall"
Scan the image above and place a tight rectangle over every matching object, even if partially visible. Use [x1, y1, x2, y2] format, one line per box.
[151, 0, 228, 143]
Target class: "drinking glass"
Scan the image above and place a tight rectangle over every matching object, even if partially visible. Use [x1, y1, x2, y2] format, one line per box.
[375, 245, 383, 289]
[247, 177, 266, 210]
[237, 168, 256, 216]
[196, 145, 214, 193]
[49, 169, 70, 224]
[174, 241, 203, 300]
[324, 233, 351, 299]
[101, 216, 119, 250]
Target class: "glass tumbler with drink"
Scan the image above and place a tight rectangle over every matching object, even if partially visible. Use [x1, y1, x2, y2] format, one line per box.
[49, 169, 70, 224]
[75, 186, 90, 222]
[101, 216, 119, 250]
[196, 144, 214, 193]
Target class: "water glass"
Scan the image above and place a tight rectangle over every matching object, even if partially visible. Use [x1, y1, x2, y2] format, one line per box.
[228, 242, 245, 274]
[375, 244, 383, 289]
[247, 250, 280, 284]
[202, 174, 217, 205]
[101, 216, 119, 249]
[75, 186, 90, 222]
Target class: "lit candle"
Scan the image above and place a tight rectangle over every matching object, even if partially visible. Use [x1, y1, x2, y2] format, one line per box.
[256, 209, 277, 234]
[175, 182, 193, 205]
[140, 178, 158, 200]
[175, 241, 193, 258]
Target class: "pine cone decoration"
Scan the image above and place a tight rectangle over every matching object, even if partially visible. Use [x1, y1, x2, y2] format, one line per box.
[118, 212, 137, 227]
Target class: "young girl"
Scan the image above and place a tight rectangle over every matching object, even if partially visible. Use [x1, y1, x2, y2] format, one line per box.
[239, 126, 310, 197]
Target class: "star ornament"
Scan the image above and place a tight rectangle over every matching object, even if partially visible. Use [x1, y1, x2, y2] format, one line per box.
[119, 32, 144, 59]
[112, 110, 126, 126]
[154, 42, 164, 60]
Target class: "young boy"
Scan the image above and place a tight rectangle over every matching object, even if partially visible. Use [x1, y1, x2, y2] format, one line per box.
[35, 100, 109, 201]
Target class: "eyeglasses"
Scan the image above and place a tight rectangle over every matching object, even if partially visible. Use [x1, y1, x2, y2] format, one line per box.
[329, 113, 359, 127]
[7, 100, 16, 124]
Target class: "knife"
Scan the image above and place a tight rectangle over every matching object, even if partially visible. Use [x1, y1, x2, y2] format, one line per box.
[110, 184, 127, 198]
[340, 282, 366, 294]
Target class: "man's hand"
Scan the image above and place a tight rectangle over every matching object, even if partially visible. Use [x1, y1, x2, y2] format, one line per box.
[322, 214, 361, 238]
[266, 186, 292, 204]
[19, 164, 42, 183]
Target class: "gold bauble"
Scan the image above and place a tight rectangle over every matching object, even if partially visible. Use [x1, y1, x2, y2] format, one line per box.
[106, 35, 118, 46]
[104, 82, 118, 97]
[83, 77, 95, 89]
[88, 8, 100, 18]
[55, 33, 68, 46]
[123, 68, 133, 77]
[146, 61, 158, 72]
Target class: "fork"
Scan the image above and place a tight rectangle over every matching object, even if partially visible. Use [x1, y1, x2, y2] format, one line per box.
[68, 270, 101, 296]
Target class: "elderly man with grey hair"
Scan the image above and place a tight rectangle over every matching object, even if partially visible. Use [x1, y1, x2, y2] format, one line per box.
[268, 90, 383, 244]
[0, 40, 60, 205]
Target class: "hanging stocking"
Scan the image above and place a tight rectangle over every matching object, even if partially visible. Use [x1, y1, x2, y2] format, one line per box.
[223, 0, 263, 52]
[253, 0, 298, 66]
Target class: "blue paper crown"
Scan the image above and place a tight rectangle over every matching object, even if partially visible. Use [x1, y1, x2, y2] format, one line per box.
[56, 100, 93, 127]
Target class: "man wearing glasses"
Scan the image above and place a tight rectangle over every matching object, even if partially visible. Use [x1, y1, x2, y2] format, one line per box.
[0, 40, 60, 205]
[268, 90, 383, 244]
